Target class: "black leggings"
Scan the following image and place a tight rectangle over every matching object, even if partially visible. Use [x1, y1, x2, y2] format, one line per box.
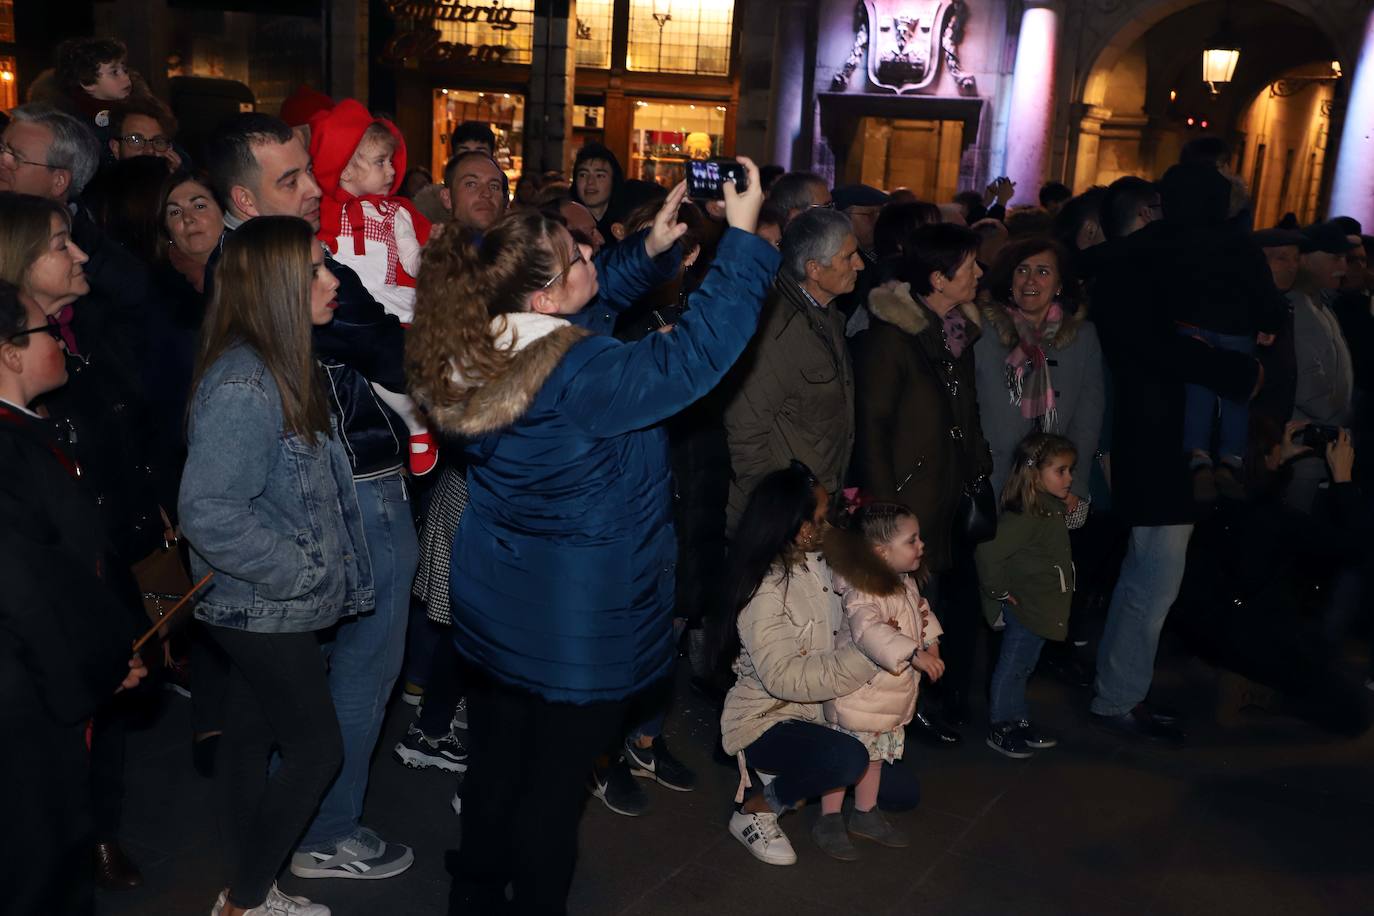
[209, 626, 342, 909]
[452, 669, 627, 916]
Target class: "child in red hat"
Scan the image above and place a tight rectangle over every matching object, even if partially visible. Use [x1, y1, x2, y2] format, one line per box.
[310, 99, 440, 475]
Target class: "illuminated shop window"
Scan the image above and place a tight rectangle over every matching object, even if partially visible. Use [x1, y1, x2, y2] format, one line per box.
[575, 0, 615, 69]
[0, 0, 16, 110]
[434, 0, 535, 65]
[626, 0, 734, 76]
[432, 89, 525, 183]
[630, 100, 727, 185]
[574, 105, 606, 129]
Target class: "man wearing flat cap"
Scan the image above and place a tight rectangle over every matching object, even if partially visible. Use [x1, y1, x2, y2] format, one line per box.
[832, 184, 888, 321]
[1288, 220, 1359, 512]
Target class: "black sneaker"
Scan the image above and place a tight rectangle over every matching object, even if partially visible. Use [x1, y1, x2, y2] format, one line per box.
[393, 723, 468, 773]
[589, 755, 649, 816]
[1009, 720, 1058, 749]
[986, 722, 1035, 759]
[623, 736, 696, 792]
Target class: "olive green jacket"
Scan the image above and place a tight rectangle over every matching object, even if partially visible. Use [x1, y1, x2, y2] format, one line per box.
[974, 494, 1075, 641]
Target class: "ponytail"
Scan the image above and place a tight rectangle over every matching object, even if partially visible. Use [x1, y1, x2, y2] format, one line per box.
[407, 209, 569, 417]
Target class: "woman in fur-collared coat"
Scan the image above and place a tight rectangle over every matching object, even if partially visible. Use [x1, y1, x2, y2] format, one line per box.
[407, 167, 777, 915]
[974, 237, 1105, 510]
[851, 223, 992, 724]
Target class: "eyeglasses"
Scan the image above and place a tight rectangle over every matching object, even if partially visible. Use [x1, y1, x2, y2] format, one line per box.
[810, 200, 836, 210]
[6, 323, 64, 344]
[0, 141, 58, 171]
[119, 133, 173, 153]
[541, 247, 586, 289]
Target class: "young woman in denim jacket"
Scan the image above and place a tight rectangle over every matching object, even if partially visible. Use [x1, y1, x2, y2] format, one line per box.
[179, 217, 373, 916]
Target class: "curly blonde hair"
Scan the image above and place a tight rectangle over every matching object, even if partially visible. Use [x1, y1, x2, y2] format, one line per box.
[406, 208, 571, 417]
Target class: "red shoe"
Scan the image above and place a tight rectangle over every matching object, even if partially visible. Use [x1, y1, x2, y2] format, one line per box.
[409, 432, 439, 476]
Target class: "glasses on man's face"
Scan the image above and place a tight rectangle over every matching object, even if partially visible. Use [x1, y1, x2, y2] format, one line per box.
[6, 324, 64, 344]
[120, 134, 173, 153]
[541, 247, 586, 290]
[810, 200, 836, 210]
[0, 141, 57, 171]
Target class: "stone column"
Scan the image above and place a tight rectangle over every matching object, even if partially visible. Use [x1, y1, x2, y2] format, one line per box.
[764, 0, 810, 170]
[526, 0, 578, 175]
[1329, 7, 1374, 225]
[1002, 0, 1061, 202]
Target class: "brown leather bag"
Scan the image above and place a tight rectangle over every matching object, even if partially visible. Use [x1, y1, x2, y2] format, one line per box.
[130, 507, 194, 650]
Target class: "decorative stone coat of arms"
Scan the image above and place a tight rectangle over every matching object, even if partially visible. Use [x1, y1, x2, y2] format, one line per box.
[832, 0, 976, 94]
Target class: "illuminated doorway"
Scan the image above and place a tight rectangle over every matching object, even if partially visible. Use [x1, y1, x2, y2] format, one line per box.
[845, 117, 964, 200]
[432, 89, 524, 184]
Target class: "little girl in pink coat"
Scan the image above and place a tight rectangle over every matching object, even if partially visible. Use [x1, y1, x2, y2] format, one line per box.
[820, 501, 944, 855]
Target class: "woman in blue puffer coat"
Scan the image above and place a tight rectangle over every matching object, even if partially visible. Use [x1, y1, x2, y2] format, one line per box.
[408, 159, 775, 915]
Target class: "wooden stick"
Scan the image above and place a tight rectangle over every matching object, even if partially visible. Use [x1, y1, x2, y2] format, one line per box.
[132, 571, 214, 653]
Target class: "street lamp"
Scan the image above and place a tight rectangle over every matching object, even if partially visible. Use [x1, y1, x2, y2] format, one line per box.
[1202, 2, 1240, 96]
[653, 0, 672, 71]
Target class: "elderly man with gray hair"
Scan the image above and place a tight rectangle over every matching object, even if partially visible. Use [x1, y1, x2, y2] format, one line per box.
[724, 207, 864, 528]
[0, 103, 103, 203]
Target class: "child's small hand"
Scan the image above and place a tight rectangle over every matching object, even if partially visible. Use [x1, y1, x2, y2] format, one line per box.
[1256, 332, 1276, 347]
[1004, 593, 1020, 607]
[912, 649, 944, 682]
[884, 616, 900, 630]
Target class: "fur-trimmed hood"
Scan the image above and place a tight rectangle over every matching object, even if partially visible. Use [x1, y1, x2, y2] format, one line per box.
[426, 315, 591, 438]
[821, 525, 905, 598]
[866, 280, 981, 338]
[979, 300, 1089, 351]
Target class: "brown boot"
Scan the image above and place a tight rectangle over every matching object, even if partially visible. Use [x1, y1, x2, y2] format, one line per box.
[94, 841, 143, 889]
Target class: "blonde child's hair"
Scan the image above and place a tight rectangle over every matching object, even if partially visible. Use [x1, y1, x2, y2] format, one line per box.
[1000, 432, 1077, 514]
[851, 501, 916, 546]
[355, 122, 397, 158]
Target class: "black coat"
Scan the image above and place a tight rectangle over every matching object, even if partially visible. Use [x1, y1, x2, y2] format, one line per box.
[0, 406, 140, 916]
[1174, 480, 1371, 735]
[1089, 226, 1262, 527]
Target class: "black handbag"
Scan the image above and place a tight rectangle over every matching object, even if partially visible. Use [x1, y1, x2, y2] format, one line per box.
[954, 475, 998, 545]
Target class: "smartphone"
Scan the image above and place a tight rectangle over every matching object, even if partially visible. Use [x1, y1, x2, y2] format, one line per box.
[686, 158, 747, 200]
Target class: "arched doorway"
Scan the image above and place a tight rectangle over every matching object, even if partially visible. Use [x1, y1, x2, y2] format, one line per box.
[1067, 0, 1343, 212]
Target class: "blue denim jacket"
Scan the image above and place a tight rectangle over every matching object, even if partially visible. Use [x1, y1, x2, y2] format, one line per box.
[178, 345, 375, 632]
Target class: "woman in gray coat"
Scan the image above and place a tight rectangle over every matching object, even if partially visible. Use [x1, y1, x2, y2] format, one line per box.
[974, 237, 1105, 519]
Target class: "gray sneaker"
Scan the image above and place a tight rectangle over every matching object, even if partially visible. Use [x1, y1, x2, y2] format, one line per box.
[811, 812, 859, 861]
[289, 827, 414, 880]
[848, 807, 909, 848]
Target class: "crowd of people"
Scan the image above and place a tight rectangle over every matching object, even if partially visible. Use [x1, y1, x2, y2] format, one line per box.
[4, 34, 1373, 916]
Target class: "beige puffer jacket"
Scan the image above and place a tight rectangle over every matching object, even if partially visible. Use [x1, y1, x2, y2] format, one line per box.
[721, 552, 879, 756]
[824, 575, 942, 736]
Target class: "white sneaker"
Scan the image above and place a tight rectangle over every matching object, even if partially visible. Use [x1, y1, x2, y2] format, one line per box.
[729, 809, 796, 866]
[210, 888, 228, 916]
[213, 884, 330, 916]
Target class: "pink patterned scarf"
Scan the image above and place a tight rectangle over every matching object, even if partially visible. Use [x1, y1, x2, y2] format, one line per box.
[1004, 304, 1063, 428]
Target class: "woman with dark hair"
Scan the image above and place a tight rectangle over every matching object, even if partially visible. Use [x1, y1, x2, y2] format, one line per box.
[718, 462, 876, 866]
[179, 216, 369, 916]
[975, 237, 1104, 509]
[852, 222, 992, 730]
[846, 200, 945, 337]
[407, 161, 775, 913]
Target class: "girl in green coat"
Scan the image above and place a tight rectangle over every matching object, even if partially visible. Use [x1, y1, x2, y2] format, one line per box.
[975, 433, 1078, 758]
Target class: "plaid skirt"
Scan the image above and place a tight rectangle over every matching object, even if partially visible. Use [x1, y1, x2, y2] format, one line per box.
[412, 464, 468, 626]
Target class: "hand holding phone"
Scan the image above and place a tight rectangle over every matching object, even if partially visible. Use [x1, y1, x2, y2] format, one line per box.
[686, 158, 748, 201]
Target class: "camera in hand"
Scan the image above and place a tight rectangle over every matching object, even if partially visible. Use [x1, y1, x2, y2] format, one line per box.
[686, 158, 747, 200]
[1297, 424, 1341, 449]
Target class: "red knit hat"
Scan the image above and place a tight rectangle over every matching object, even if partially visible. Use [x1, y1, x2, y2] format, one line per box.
[280, 85, 334, 128]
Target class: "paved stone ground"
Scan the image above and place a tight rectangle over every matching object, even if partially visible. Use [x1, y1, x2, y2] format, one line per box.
[97, 634, 1374, 916]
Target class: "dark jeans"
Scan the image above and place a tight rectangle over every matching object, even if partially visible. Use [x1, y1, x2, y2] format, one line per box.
[1181, 327, 1254, 463]
[988, 609, 1047, 724]
[452, 669, 628, 916]
[190, 620, 231, 736]
[743, 720, 868, 811]
[210, 626, 343, 909]
[417, 632, 464, 739]
[89, 699, 127, 842]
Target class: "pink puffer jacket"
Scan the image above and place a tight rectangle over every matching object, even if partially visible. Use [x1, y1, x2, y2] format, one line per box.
[823, 554, 942, 735]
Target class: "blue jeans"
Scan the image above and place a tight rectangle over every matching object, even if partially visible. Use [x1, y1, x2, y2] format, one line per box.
[1091, 524, 1193, 716]
[1180, 327, 1254, 463]
[300, 472, 418, 849]
[988, 608, 1046, 724]
[743, 720, 868, 812]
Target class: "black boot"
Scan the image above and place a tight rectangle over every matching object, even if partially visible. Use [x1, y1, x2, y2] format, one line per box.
[909, 699, 961, 746]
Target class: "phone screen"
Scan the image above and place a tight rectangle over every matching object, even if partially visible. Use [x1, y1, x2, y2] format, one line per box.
[686, 159, 745, 200]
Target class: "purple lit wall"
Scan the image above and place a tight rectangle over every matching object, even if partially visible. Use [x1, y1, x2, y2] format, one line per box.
[1003, 1, 1060, 203]
[1329, 8, 1374, 225]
